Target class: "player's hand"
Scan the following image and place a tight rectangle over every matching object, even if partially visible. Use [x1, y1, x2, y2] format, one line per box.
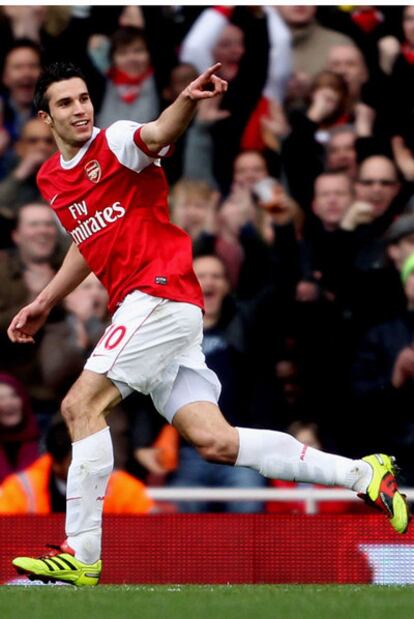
[184, 63, 228, 101]
[7, 299, 51, 344]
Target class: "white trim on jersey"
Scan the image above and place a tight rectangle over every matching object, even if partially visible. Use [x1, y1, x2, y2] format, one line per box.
[60, 127, 100, 170]
[106, 120, 155, 174]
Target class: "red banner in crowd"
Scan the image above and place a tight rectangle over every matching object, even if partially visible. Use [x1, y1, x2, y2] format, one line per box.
[1, 514, 413, 585]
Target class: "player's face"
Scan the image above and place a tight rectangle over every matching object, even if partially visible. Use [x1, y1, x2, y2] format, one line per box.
[42, 77, 94, 147]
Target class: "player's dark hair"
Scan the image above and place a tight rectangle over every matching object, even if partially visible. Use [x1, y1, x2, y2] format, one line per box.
[34, 62, 87, 114]
[45, 421, 72, 463]
[109, 26, 148, 61]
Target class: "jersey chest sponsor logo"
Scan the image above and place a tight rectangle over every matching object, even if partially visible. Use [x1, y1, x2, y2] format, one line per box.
[84, 160, 102, 183]
[67, 199, 126, 245]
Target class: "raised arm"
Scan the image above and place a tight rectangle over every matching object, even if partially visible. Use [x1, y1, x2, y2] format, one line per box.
[7, 242, 91, 343]
[139, 63, 227, 154]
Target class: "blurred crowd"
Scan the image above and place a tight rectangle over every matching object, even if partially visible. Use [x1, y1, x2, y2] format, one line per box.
[2, 5, 414, 515]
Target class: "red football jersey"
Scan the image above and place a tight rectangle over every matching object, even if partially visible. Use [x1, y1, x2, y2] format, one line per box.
[37, 121, 204, 314]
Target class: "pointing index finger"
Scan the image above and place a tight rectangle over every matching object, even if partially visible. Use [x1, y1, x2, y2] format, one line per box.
[204, 63, 222, 79]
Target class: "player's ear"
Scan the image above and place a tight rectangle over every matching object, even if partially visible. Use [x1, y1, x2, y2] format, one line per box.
[38, 110, 53, 127]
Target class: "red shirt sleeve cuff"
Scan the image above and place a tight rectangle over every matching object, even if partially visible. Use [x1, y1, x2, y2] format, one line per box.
[134, 126, 175, 158]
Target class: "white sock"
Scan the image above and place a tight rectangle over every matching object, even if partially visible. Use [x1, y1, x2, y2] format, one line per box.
[65, 427, 113, 564]
[235, 427, 371, 492]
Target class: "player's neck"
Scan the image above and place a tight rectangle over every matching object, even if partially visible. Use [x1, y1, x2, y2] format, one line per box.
[55, 133, 88, 162]
[59, 141, 84, 161]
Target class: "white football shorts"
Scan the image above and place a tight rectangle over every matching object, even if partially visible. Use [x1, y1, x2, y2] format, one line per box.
[84, 290, 221, 422]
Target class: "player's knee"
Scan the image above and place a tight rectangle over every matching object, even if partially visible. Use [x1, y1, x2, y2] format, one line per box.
[196, 429, 238, 464]
[61, 392, 88, 427]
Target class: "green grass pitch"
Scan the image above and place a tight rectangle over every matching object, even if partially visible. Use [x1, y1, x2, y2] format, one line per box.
[2, 585, 414, 619]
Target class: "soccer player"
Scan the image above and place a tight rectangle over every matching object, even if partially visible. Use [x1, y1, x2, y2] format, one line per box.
[8, 62, 410, 586]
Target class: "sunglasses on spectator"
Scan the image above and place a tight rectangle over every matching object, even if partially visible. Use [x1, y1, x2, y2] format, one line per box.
[23, 136, 54, 144]
[357, 179, 397, 187]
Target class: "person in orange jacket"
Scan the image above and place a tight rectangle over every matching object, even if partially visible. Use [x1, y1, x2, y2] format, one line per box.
[0, 421, 154, 514]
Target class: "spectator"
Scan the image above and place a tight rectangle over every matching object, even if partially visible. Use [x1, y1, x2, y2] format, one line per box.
[97, 26, 160, 128]
[283, 174, 355, 439]
[351, 252, 414, 479]
[160, 62, 199, 186]
[180, 6, 269, 192]
[282, 70, 351, 209]
[0, 373, 39, 484]
[349, 155, 402, 225]
[319, 6, 390, 72]
[0, 203, 63, 418]
[194, 185, 276, 299]
[0, 7, 71, 50]
[232, 150, 271, 189]
[0, 118, 56, 218]
[39, 273, 109, 399]
[339, 155, 406, 337]
[0, 421, 154, 513]
[168, 254, 273, 513]
[1, 39, 42, 147]
[278, 5, 354, 106]
[170, 179, 219, 242]
[325, 125, 358, 178]
[383, 7, 414, 163]
[297, 171, 354, 304]
[386, 213, 414, 271]
[326, 44, 368, 108]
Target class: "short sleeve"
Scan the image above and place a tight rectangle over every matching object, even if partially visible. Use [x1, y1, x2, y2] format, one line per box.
[105, 120, 173, 173]
[105, 120, 152, 173]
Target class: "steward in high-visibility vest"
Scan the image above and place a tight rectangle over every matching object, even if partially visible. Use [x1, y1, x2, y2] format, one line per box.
[0, 421, 154, 514]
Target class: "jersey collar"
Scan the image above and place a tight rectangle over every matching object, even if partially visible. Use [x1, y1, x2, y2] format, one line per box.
[60, 126, 100, 170]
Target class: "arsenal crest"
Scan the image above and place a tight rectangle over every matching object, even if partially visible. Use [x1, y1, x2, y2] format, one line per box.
[84, 160, 102, 183]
